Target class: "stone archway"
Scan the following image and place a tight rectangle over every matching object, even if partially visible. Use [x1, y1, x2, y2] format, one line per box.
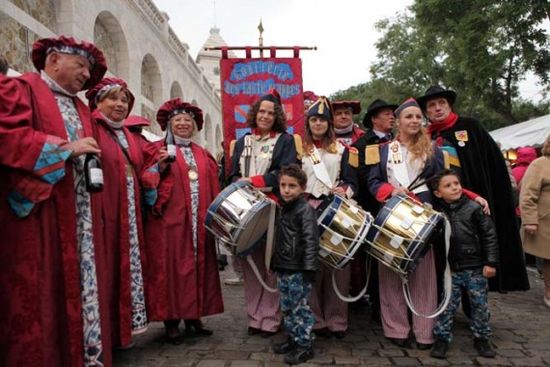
[170, 81, 184, 99]
[203, 114, 212, 152]
[215, 123, 222, 155]
[141, 54, 162, 105]
[93, 11, 129, 80]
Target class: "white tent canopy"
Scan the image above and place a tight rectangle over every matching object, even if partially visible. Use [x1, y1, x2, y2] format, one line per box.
[490, 114, 550, 150]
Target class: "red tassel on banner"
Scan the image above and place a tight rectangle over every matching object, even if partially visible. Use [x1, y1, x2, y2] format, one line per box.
[245, 47, 252, 58]
[221, 47, 228, 59]
[293, 47, 300, 58]
[270, 47, 276, 58]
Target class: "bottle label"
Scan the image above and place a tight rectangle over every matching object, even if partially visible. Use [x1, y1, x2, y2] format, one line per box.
[90, 168, 104, 185]
[167, 144, 177, 157]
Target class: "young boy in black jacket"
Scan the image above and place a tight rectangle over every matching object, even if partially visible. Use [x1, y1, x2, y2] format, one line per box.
[271, 164, 319, 365]
[429, 169, 499, 359]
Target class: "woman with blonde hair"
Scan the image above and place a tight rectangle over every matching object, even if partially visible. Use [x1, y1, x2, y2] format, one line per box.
[367, 98, 444, 349]
[520, 135, 550, 308]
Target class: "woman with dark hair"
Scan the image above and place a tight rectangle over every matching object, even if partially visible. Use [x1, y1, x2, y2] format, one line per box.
[301, 97, 358, 339]
[228, 89, 298, 336]
[86, 78, 160, 348]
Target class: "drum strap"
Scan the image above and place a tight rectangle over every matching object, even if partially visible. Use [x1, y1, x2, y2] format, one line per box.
[402, 217, 452, 318]
[264, 199, 277, 271]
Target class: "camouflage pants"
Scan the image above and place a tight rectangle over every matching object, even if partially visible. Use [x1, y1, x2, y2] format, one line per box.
[278, 272, 315, 347]
[433, 268, 492, 342]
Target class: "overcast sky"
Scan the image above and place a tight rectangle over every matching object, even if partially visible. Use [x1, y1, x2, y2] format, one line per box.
[154, 0, 545, 101]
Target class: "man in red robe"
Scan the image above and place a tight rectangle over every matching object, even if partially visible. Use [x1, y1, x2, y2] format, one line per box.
[144, 98, 223, 344]
[0, 36, 112, 366]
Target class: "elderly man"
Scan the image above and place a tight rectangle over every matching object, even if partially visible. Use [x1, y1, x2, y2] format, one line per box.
[332, 100, 365, 146]
[351, 99, 398, 317]
[418, 85, 529, 292]
[0, 36, 111, 366]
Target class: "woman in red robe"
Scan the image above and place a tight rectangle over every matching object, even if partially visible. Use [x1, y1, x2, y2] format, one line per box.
[86, 78, 160, 348]
[145, 98, 224, 344]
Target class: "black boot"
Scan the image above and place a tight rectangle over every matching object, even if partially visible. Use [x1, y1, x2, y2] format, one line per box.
[473, 338, 496, 358]
[272, 337, 296, 354]
[284, 345, 314, 365]
[430, 339, 449, 359]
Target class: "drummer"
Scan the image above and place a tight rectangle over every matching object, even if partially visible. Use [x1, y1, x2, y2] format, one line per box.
[228, 89, 299, 336]
[144, 98, 224, 344]
[366, 98, 444, 349]
[301, 96, 358, 339]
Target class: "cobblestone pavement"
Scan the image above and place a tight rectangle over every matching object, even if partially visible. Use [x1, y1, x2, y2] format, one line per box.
[114, 269, 550, 366]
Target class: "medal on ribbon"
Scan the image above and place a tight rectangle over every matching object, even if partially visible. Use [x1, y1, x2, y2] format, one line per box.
[455, 130, 469, 147]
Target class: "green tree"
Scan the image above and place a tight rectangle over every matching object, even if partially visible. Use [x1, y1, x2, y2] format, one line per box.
[333, 0, 550, 129]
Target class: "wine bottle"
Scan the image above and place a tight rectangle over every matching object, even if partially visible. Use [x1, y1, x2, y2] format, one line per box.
[165, 122, 176, 162]
[84, 153, 104, 192]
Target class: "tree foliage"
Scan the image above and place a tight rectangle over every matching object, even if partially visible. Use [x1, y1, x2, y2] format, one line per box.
[332, 0, 550, 130]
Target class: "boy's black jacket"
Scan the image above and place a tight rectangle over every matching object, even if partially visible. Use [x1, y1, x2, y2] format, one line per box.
[271, 196, 319, 273]
[439, 195, 499, 271]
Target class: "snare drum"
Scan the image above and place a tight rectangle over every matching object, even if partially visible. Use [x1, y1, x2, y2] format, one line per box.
[317, 195, 373, 269]
[205, 182, 273, 257]
[365, 194, 444, 277]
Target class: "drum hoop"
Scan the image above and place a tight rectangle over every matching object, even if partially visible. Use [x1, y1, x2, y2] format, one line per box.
[318, 195, 344, 228]
[320, 212, 373, 269]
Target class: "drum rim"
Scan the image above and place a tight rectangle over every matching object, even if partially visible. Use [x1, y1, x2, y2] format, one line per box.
[317, 195, 344, 229]
[205, 181, 248, 226]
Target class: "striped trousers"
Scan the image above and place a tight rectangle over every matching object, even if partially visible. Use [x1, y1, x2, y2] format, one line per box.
[309, 264, 351, 332]
[242, 244, 281, 332]
[379, 248, 437, 344]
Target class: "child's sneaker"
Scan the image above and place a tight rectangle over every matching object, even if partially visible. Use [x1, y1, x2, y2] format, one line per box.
[284, 345, 314, 365]
[430, 339, 448, 359]
[473, 338, 496, 358]
[272, 337, 296, 354]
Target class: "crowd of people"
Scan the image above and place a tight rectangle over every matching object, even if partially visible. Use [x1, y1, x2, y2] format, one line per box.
[0, 35, 546, 366]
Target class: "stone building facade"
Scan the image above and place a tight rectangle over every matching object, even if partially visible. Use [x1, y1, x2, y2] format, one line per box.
[0, 0, 223, 154]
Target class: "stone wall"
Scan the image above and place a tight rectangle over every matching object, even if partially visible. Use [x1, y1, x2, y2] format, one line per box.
[1, 0, 222, 154]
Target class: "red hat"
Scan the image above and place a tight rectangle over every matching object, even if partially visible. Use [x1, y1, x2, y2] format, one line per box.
[85, 77, 135, 116]
[124, 115, 151, 128]
[331, 100, 361, 114]
[32, 36, 107, 91]
[156, 98, 204, 131]
[260, 88, 282, 105]
[303, 90, 318, 102]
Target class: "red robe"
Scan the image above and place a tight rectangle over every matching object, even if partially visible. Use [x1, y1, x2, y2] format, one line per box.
[145, 141, 224, 321]
[0, 73, 111, 366]
[94, 111, 159, 346]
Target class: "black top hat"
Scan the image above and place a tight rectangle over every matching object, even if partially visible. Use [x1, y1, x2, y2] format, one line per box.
[362, 99, 398, 128]
[417, 85, 457, 111]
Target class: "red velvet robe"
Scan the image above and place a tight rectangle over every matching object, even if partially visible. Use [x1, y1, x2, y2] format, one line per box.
[0, 73, 111, 366]
[93, 110, 159, 346]
[145, 141, 224, 321]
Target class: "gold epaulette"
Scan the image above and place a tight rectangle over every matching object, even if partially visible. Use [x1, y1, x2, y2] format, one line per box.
[293, 134, 303, 160]
[365, 144, 380, 165]
[229, 139, 237, 157]
[348, 147, 359, 168]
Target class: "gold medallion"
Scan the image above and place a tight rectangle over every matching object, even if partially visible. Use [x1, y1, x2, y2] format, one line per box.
[188, 169, 199, 181]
